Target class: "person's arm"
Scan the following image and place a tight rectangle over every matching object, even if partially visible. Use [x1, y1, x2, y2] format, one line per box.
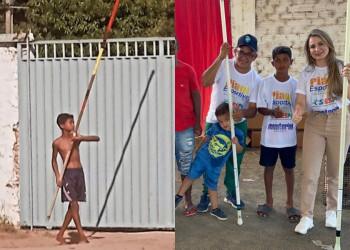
[258, 106, 283, 118]
[201, 42, 230, 87]
[72, 134, 100, 142]
[292, 93, 306, 124]
[51, 141, 61, 187]
[233, 102, 257, 122]
[231, 137, 243, 154]
[195, 135, 210, 153]
[191, 89, 202, 136]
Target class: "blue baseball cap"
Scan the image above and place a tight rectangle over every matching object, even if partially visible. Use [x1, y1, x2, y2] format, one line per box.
[237, 34, 258, 52]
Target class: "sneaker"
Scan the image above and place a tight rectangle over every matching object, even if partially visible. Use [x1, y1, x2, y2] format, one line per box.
[175, 195, 183, 208]
[197, 194, 211, 212]
[295, 217, 314, 234]
[184, 205, 197, 216]
[224, 191, 245, 209]
[325, 210, 337, 228]
[210, 207, 227, 221]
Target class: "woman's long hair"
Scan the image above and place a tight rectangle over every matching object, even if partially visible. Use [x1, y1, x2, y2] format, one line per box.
[304, 29, 343, 97]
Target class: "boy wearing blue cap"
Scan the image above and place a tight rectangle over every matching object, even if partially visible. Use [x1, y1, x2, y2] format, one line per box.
[198, 34, 262, 212]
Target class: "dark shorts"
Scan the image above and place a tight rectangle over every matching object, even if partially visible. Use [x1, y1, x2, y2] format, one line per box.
[61, 168, 86, 202]
[259, 145, 297, 169]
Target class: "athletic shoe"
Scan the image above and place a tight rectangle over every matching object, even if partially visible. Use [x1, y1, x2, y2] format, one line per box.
[224, 191, 245, 209]
[175, 195, 183, 208]
[295, 217, 314, 234]
[325, 210, 337, 228]
[210, 207, 227, 221]
[197, 194, 211, 212]
[184, 205, 197, 216]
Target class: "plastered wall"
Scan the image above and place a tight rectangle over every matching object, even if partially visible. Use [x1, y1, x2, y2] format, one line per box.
[0, 47, 20, 225]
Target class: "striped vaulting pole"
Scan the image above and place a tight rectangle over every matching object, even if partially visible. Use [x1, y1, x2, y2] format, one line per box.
[47, 0, 121, 221]
[219, 0, 243, 225]
[334, 0, 350, 249]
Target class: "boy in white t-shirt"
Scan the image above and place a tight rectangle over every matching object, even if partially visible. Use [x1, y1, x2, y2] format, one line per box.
[198, 34, 261, 212]
[256, 46, 301, 222]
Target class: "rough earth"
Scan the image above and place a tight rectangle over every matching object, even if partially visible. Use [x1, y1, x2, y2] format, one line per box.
[0, 229, 174, 250]
[175, 147, 350, 250]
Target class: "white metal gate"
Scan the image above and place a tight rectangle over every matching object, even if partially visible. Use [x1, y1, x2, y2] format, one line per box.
[18, 37, 175, 229]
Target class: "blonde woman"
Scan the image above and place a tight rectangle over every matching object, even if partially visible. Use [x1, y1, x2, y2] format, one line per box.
[293, 29, 350, 234]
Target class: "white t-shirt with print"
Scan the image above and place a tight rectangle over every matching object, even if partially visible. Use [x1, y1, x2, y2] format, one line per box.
[206, 59, 262, 124]
[257, 75, 298, 147]
[296, 65, 349, 113]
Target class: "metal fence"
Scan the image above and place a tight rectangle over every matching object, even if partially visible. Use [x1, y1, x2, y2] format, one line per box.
[19, 37, 174, 59]
[18, 37, 175, 229]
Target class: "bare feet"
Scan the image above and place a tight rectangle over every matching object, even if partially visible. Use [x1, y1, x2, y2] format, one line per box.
[79, 235, 89, 244]
[56, 234, 66, 245]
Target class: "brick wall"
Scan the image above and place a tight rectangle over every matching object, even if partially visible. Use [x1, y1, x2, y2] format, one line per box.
[255, 0, 347, 78]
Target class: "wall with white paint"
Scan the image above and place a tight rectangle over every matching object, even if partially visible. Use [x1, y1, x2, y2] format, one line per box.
[255, 0, 347, 78]
[0, 47, 20, 226]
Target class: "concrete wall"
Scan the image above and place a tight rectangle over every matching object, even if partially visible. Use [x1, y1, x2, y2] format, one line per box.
[0, 47, 20, 225]
[230, 0, 256, 41]
[254, 0, 347, 78]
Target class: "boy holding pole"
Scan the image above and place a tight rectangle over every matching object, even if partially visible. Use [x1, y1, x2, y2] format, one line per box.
[51, 113, 99, 244]
[175, 103, 244, 220]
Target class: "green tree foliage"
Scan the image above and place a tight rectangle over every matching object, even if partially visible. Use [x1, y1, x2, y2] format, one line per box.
[18, 0, 174, 40]
[114, 0, 175, 38]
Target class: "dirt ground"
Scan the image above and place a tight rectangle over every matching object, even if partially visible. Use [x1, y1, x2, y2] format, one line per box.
[175, 147, 350, 250]
[0, 229, 174, 250]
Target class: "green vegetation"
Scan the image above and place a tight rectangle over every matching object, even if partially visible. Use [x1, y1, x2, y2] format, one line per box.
[2, 0, 174, 39]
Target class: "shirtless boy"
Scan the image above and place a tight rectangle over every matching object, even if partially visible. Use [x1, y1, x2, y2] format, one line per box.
[52, 113, 100, 244]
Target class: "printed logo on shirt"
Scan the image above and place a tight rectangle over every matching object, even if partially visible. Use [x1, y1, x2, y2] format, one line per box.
[222, 100, 244, 110]
[309, 77, 337, 110]
[223, 79, 250, 100]
[312, 96, 335, 106]
[272, 91, 292, 105]
[233, 102, 243, 110]
[272, 91, 293, 118]
[315, 106, 339, 113]
[309, 77, 327, 92]
[267, 123, 294, 131]
[208, 134, 231, 158]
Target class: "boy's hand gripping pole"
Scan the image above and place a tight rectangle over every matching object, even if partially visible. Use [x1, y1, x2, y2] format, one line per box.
[46, 0, 121, 221]
[334, 0, 350, 249]
[219, 0, 243, 225]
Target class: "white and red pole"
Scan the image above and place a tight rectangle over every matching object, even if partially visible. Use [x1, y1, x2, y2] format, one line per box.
[46, 0, 121, 221]
[219, 0, 243, 225]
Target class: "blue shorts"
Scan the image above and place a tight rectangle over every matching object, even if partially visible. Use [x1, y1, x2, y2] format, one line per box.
[187, 157, 222, 191]
[175, 126, 195, 175]
[259, 145, 297, 169]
